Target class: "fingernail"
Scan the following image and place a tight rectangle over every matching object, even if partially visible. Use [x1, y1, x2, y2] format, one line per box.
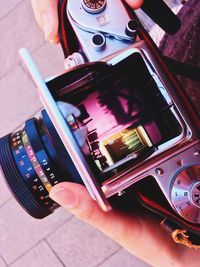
[42, 13, 54, 42]
[50, 187, 77, 209]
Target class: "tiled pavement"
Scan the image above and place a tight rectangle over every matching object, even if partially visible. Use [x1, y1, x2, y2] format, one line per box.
[0, 1, 178, 266]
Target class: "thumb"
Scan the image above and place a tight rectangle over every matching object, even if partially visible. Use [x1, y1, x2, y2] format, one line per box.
[49, 182, 142, 242]
[49, 182, 116, 225]
[49, 182, 182, 267]
[124, 0, 144, 9]
[31, 0, 59, 44]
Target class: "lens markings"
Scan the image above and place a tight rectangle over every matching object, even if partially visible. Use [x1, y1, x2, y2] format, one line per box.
[22, 131, 52, 192]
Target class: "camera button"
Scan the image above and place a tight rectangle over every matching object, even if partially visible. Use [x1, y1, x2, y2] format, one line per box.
[64, 52, 85, 69]
[125, 19, 139, 38]
[91, 33, 106, 51]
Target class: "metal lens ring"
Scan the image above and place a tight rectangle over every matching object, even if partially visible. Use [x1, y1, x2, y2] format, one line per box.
[2, 117, 63, 218]
[11, 130, 57, 210]
[10, 120, 61, 213]
[0, 134, 52, 219]
[0, 110, 82, 219]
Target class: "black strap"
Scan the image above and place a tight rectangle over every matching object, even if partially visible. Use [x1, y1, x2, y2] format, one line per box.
[164, 56, 200, 82]
[141, 0, 181, 34]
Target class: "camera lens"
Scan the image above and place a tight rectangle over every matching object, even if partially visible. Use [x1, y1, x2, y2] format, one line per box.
[0, 110, 82, 219]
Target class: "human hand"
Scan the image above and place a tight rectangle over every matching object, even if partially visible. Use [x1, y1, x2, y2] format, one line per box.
[31, 0, 59, 44]
[31, 0, 200, 266]
[49, 182, 200, 267]
[31, 0, 144, 44]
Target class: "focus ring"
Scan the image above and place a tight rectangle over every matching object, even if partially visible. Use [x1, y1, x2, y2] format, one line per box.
[0, 134, 52, 219]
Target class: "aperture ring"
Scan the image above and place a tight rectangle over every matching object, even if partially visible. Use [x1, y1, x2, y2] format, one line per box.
[0, 134, 52, 219]
[11, 131, 57, 211]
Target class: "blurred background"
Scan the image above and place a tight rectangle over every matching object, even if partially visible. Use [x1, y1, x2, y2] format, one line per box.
[0, 1, 181, 266]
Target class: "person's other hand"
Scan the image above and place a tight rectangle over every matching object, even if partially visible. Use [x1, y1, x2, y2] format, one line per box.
[31, 0, 59, 44]
[31, 0, 144, 44]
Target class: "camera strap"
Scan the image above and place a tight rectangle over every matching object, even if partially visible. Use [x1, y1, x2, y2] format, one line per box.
[164, 56, 200, 82]
[137, 193, 200, 248]
[133, 178, 200, 248]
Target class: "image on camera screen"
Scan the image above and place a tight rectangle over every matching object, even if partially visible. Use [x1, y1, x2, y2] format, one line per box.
[48, 52, 182, 177]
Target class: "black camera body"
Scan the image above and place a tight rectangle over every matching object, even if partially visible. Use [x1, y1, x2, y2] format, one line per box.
[0, 0, 200, 245]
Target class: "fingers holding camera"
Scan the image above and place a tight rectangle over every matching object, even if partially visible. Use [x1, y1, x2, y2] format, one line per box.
[49, 182, 142, 241]
[49, 182, 183, 267]
[31, 0, 144, 45]
[31, 0, 59, 44]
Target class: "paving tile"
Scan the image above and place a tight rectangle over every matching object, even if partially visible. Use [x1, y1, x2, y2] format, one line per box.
[47, 217, 120, 267]
[0, 199, 71, 264]
[99, 248, 150, 267]
[0, 172, 12, 207]
[10, 241, 64, 267]
[0, 0, 44, 79]
[31, 42, 65, 79]
[0, 256, 7, 267]
[0, 65, 42, 137]
[0, 0, 23, 20]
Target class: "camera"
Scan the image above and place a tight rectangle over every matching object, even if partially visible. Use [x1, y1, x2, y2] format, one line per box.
[0, 0, 200, 243]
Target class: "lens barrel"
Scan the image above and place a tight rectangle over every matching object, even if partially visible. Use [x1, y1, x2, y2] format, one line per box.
[0, 110, 82, 219]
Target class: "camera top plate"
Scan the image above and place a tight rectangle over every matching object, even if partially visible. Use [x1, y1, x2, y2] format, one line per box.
[67, 0, 133, 41]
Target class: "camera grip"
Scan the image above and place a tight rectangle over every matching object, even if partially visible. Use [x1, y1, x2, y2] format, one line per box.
[141, 0, 181, 34]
